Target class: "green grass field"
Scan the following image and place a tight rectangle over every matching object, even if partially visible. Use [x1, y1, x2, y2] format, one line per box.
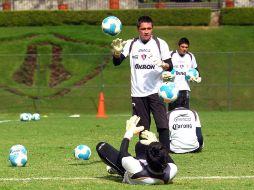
[0, 24, 253, 189]
[0, 25, 253, 113]
[0, 112, 253, 189]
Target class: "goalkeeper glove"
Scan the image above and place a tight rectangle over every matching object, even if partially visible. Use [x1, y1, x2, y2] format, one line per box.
[140, 130, 158, 145]
[148, 54, 167, 68]
[111, 38, 127, 57]
[124, 115, 144, 139]
[162, 69, 175, 82]
[190, 76, 202, 83]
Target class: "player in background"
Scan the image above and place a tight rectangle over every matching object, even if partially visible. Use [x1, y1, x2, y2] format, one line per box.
[96, 115, 178, 185]
[168, 107, 204, 153]
[168, 37, 202, 111]
[111, 15, 174, 151]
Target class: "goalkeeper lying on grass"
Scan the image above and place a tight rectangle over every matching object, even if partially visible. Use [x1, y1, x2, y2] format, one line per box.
[96, 115, 177, 185]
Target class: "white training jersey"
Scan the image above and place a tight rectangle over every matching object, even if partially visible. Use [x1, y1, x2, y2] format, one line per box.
[171, 50, 198, 91]
[168, 108, 201, 153]
[121, 157, 177, 185]
[122, 37, 171, 97]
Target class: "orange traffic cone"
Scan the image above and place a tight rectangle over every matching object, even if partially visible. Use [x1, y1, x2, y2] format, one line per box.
[96, 92, 107, 118]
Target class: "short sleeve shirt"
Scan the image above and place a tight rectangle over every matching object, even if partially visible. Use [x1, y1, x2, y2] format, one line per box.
[122, 37, 171, 97]
[171, 51, 197, 91]
[168, 108, 201, 153]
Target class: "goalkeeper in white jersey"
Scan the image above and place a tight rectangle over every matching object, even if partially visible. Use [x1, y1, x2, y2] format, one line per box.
[168, 107, 204, 153]
[168, 37, 202, 111]
[111, 16, 174, 151]
[96, 115, 177, 185]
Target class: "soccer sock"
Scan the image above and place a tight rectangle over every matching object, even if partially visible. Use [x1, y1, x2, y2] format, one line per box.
[157, 128, 170, 151]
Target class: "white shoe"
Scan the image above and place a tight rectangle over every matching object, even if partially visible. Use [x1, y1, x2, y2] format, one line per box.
[106, 165, 117, 174]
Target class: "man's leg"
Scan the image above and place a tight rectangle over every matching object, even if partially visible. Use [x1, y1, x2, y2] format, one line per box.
[96, 142, 126, 176]
[149, 94, 170, 151]
[132, 97, 151, 131]
[178, 90, 190, 109]
[168, 90, 190, 111]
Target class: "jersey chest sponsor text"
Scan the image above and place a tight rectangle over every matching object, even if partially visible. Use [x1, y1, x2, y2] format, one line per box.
[135, 64, 155, 70]
[138, 49, 151, 53]
[175, 71, 186, 76]
[172, 123, 192, 130]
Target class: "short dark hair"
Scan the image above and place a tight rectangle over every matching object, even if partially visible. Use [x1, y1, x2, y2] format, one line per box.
[146, 142, 170, 172]
[178, 37, 190, 46]
[137, 16, 153, 28]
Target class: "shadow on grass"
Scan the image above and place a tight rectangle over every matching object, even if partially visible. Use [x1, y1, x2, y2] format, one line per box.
[96, 175, 122, 183]
[69, 160, 101, 166]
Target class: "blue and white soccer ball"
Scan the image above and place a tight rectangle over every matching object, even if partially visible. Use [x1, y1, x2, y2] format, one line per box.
[10, 144, 27, 155]
[74, 144, 91, 160]
[32, 113, 40, 121]
[101, 16, 122, 36]
[158, 82, 179, 103]
[162, 69, 176, 81]
[9, 151, 27, 167]
[20, 113, 31, 121]
[185, 68, 199, 81]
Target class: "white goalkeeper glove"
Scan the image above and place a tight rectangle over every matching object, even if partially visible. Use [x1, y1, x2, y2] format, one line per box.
[140, 130, 158, 145]
[148, 54, 167, 68]
[111, 38, 127, 57]
[124, 115, 144, 139]
[162, 69, 175, 82]
[190, 76, 202, 83]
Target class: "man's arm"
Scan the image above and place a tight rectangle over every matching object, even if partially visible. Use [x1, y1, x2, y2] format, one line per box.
[117, 115, 144, 161]
[113, 54, 126, 66]
[111, 38, 127, 66]
[163, 58, 173, 71]
[195, 67, 201, 77]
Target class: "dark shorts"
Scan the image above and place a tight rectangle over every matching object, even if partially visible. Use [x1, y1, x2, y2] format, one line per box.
[168, 90, 190, 111]
[132, 93, 168, 131]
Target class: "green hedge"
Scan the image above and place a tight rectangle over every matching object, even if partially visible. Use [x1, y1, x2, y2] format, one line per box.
[220, 8, 254, 25]
[0, 9, 211, 26]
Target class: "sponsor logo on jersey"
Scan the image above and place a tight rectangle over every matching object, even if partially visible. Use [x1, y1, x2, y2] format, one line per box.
[174, 114, 191, 122]
[172, 123, 192, 130]
[132, 55, 138, 59]
[135, 64, 155, 69]
[141, 54, 147, 60]
[175, 71, 186, 76]
[138, 49, 151, 53]
[174, 64, 184, 69]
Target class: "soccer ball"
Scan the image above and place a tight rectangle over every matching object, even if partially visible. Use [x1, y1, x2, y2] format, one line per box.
[20, 113, 32, 121]
[32, 113, 40, 121]
[162, 69, 176, 81]
[74, 144, 91, 160]
[9, 151, 27, 167]
[185, 68, 199, 81]
[158, 82, 179, 103]
[10, 144, 27, 155]
[19, 113, 29, 121]
[101, 16, 122, 36]
[20, 113, 33, 121]
[27, 113, 33, 120]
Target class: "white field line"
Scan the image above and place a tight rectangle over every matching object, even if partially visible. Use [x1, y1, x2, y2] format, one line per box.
[0, 120, 13, 123]
[0, 176, 254, 182]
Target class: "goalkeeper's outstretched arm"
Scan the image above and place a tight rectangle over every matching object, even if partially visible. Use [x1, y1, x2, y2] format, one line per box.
[111, 38, 127, 66]
[113, 54, 126, 66]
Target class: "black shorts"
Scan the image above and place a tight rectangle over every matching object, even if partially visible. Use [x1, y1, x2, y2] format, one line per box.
[132, 93, 168, 131]
[168, 90, 190, 111]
